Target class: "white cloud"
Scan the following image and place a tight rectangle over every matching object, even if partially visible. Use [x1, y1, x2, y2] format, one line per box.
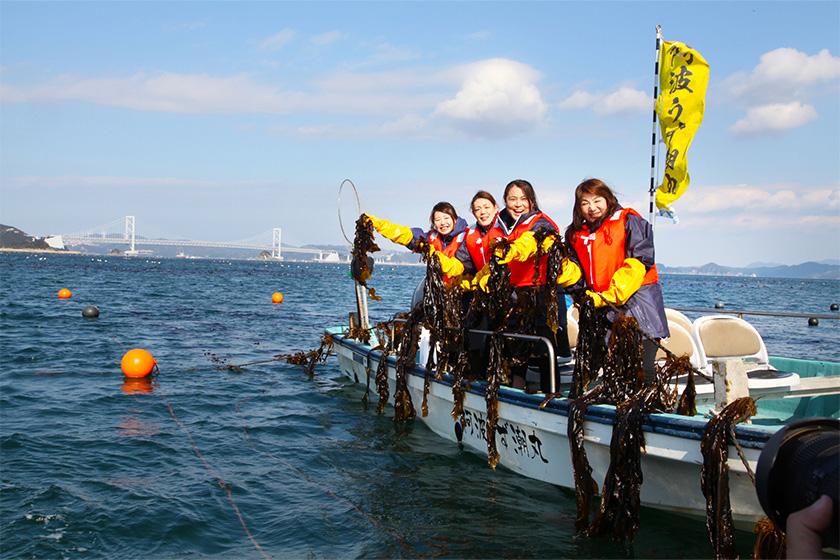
[557, 90, 597, 110]
[730, 102, 817, 135]
[558, 86, 650, 115]
[0, 57, 552, 139]
[434, 58, 547, 137]
[379, 114, 429, 136]
[465, 31, 492, 41]
[311, 31, 344, 46]
[726, 48, 840, 100]
[352, 42, 422, 68]
[0, 72, 443, 116]
[260, 28, 296, 50]
[2, 175, 262, 189]
[678, 184, 837, 214]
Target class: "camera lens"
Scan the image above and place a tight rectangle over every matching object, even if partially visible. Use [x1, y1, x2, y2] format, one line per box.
[756, 418, 839, 549]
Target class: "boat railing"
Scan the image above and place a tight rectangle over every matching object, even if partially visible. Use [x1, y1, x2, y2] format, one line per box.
[385, 318, 557, 393]
[672, 307, 840, 321]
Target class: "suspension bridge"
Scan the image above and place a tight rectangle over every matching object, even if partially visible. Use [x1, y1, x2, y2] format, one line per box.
[52, 216, 341, 261]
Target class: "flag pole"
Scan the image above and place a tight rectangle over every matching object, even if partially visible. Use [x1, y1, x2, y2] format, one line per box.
[648, 24, 663, 228]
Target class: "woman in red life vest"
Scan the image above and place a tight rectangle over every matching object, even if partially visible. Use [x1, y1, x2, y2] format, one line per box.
[439, 191, 500, 378]
[451, 190, 499, 276]
[486, 179, 573, 392]
[564, 178, 669, 380]
[365, 202, 468, 284]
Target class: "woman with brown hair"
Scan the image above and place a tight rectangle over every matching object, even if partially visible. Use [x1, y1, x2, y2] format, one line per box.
[564, 178, 669, 379]
[365, 201, 469, 284]
[481, 179, 575, 392]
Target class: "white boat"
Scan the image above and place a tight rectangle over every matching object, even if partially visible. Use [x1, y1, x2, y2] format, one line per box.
[325, 309, 839, 529]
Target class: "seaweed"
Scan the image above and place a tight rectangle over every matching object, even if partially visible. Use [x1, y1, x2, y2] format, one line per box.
[600, 315, 645, 402]
[589, 391, 646, 542]
[570, 296, 609, 398]
[473, 238, 514, 328]
[374, 348, 391, 415]
[568, 391, 600, 530]
[285, 334, 334, 377]
[700, 396, 757, 560]
[484, 332, 509, 469]
[449, 351, 470, 421]
[674, 360, 697, 417]
[351, 214, 381, 301]
[392, 312, 420, 423]
[752, 516, 785, 560]
[532, 231, 570, 335]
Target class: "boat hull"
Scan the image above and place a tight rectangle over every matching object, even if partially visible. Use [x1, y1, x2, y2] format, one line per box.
[329, 328, 771, 527]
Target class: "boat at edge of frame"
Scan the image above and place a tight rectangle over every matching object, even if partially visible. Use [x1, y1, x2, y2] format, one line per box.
[325, 324, 840, 530]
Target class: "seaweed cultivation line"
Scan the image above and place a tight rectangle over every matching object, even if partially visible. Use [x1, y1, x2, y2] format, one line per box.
[204, 334, 334, 376]
[231, 401, 417, 556]
[162, 398, 270, 560]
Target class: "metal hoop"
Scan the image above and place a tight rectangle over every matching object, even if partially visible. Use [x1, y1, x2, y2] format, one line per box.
[338, 179, 362, 245]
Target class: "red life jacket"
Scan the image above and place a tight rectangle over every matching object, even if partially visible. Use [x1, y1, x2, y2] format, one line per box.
[570, 207, 659, 292]
[464, 224, 492, 270]
[487, 212, 559, 287]
[428, 230, 464, 257]
[428, 230, 466, 284]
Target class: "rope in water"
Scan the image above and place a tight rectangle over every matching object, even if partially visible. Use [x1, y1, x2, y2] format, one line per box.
[164, 400, 270, 559]
[232, 400, 417, 555]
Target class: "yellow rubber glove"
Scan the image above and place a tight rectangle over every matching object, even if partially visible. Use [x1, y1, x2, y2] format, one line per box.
[365, 214, 413, 246]
[473, 263, 491, 292]
[586, 289, 609, 308]
[556, 258, 582, 288]
[458, 276, 475, 291]
[429, 246, 465, 278]
[495, 231, 558, 264]
[587, 258, 646, 308]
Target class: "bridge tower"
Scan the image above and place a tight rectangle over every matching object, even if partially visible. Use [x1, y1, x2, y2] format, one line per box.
[272, 228, 283, 260]
[124, 216, 137, 256]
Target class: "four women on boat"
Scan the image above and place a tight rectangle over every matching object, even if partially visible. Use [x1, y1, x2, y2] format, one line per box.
[364, 176, 667, 390]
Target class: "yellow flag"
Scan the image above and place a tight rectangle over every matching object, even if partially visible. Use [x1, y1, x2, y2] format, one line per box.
[655, 41, 709, 219]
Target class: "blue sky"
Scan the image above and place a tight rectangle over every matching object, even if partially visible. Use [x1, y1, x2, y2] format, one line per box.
[1, 1, 838, 266]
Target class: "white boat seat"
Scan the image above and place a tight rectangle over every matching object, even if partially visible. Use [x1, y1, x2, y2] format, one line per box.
[693, 315, 769, 365]
[567, 316, 579, 351]
[665, 308, 694, 336]
[656, 320, 705, 371]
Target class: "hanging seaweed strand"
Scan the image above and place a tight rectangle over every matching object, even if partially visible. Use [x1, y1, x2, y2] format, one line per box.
[569, 295, 609, 398]
[752, 516, 786, 560]
[350, 214, 382, 301]
[568, 390, 601, 530]
[484, 332, 509, 468]
[700, 396, 757, 560]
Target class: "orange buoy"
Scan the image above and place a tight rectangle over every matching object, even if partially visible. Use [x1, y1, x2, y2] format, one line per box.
[57, 288, 72, 299]
[121, 349, 157, 378]
[271, 292, 284, 304]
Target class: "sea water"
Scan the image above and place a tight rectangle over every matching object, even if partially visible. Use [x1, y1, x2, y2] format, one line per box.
[1, 254, 838, 559]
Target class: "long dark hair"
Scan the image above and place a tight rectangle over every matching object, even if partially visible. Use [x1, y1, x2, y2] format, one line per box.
[565, 178, 620, 245]
[503, 179, 539, 213]
[429, 201, 458, 229]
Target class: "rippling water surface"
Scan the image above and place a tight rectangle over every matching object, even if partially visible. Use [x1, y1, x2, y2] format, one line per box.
[1, 254, 838, 559]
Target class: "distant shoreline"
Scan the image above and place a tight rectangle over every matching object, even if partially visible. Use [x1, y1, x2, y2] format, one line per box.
[0, 247, 82, 255]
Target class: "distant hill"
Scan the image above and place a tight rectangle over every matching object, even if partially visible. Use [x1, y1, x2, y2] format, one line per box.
[659, 261, 840, 280]
[0, 224, 51, 250]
